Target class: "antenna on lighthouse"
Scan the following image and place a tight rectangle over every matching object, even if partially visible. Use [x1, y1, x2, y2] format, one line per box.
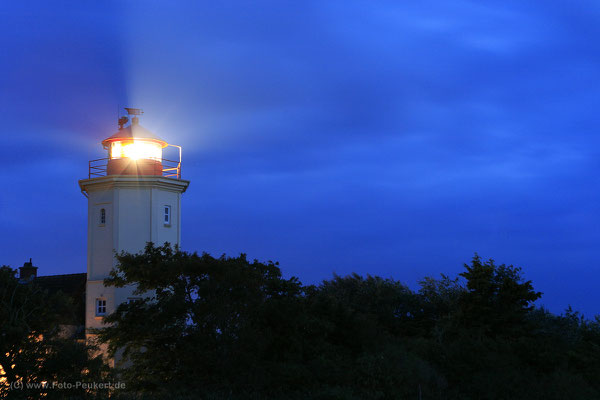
[124, 107, 143, 116]
[124, 107, 144, 126]
[118, 116, 128, 130]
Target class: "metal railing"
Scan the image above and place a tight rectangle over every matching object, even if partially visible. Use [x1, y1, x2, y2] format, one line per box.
[89, 158, 108, 178]
[88, 158, 182, 179]
[161, 159, 182, 179]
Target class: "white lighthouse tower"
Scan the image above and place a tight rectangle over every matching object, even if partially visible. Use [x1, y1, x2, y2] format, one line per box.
[79, 108, 189, 346]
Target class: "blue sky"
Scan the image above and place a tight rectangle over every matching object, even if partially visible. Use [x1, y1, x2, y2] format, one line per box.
[1, 1, 599, 316]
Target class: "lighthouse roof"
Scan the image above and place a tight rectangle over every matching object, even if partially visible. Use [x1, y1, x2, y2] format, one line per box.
[102, 123, 168, 148]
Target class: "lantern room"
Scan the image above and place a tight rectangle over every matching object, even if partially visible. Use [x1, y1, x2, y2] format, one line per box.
[88, 108, 182, 179]
[107, 138, 164, 161]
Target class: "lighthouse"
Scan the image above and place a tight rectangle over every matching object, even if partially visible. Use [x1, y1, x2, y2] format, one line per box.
[79, 108, 190, 347]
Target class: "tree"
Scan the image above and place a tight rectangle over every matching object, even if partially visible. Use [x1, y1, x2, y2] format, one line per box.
[457, 253, 542, 337]
[0, 266, 107, 399]
[96, 243, 305, 397]
[301, 274, 447, 399]
[96, 247, 600, 399]
[416, 274, 465, 337]
[98, 245, 448, 399]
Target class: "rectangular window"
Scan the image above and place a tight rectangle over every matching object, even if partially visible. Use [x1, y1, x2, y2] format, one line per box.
[96, 299, 106, 316]
[100, 208, 106, 225]
[164, 205, 171, 225]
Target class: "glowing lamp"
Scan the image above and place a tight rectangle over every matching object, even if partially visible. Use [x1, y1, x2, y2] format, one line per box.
[101, 118, 168, 176]
[110, 140, 163, 161]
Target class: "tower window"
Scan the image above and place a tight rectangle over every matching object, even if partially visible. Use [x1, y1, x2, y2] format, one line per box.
[100, 208, 106, 225]
[164, 205, 171, 226]
[96, 298, 106, 316]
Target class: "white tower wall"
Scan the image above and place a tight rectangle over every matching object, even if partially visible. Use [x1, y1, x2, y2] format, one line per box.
[79, 176, 189, 342]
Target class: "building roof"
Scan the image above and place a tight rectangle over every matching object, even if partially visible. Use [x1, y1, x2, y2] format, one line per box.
[35, 273, 87, 328]
[101, 123, 168, 148]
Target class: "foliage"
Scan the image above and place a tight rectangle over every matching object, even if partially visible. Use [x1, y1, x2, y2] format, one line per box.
[457, 253, 542, 337]
[0, 266, 108, 399]
[95, 243, 305, 397]
[11, 244, 594, 399]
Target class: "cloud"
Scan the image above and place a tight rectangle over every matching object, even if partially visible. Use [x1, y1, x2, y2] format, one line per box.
[1, 0, 600, 315]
